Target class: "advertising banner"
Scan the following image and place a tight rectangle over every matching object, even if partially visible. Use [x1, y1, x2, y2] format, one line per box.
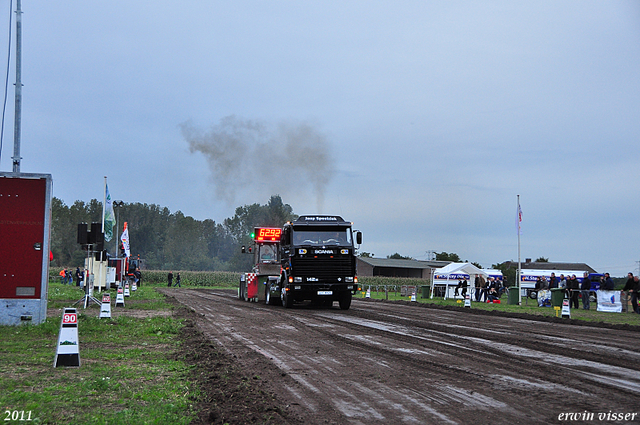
[597, 290, 622, 313]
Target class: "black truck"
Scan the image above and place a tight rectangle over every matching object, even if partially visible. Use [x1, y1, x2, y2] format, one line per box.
[266, 215, 362, 310]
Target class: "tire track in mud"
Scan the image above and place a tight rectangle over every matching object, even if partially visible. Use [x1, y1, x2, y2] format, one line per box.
[163, 289, 640, 425]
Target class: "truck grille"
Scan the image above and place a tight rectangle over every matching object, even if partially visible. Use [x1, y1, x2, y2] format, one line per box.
[292, 256, 355, 279]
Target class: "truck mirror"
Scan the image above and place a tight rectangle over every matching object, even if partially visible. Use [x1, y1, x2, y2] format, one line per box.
[356, 231, 362, 245]
[241, 246, 246, 253]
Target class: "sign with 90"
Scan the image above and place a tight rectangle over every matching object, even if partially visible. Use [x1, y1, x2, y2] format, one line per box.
[62, 313, 77, 324]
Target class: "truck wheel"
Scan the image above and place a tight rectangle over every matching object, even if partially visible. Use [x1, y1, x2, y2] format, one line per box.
[281, 289, 293, 308]
[266, 287, 272, 305]
[339, 292, 352, 310]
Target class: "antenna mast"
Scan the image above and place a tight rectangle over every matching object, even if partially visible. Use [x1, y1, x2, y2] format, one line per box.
[12, 0, 22, 173]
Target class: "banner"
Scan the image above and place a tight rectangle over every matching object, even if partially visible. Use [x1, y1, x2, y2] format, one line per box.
[120, 222, 130, 258]
[597, 290, 622, 313]
[516, 203, 523, 235]
[103, 183, 115, 242]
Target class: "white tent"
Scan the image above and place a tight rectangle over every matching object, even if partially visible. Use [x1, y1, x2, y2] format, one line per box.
[431, 263, 489, 299]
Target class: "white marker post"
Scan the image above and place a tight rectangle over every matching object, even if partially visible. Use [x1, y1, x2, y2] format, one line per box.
[464, 294, 471, 308]
[54, 308, 80, 367]
[124, 283, 130, 297]
[561, 298, 571, 318]
[115, 287, 125, 307]
[99, 293, 111, 318]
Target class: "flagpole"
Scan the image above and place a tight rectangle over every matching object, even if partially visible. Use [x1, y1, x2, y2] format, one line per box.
[517, 195, 522, 305]
[101, 176, 107, 234]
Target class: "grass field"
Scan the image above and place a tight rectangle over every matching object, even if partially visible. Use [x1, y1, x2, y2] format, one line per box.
[0, 282, 198, 425]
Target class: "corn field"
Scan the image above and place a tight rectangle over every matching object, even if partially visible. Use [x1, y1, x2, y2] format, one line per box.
[49, 268, 239, 287]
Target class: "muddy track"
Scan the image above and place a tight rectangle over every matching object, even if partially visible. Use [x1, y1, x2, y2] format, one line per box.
[161, 288, 640, 425]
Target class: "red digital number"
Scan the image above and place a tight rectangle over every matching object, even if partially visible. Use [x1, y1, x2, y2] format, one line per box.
[63, 313, 77, 324]
[257, 228, 281, 241]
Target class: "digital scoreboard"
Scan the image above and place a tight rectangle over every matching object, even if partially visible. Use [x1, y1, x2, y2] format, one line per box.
[253, 227, 282, 242]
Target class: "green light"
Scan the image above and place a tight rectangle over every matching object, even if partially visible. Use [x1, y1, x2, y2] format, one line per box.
[250, 232, 255, 239]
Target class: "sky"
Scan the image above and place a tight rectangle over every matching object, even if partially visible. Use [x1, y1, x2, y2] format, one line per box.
[1, 1, 639, 276]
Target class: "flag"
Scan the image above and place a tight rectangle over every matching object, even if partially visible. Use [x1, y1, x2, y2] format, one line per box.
[104, 184, 116, 242]
[516, 203, 523, 235]
[121, 222, 130, 258]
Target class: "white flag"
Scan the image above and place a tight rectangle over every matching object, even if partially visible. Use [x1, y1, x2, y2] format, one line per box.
[120, 222, 130, 258]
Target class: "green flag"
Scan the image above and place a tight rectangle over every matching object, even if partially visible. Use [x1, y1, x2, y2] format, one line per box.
[104, 184, 116, 242]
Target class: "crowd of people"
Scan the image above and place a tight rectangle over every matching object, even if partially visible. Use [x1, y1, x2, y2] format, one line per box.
[450, 271, 640, 313]
[452, 275, 506, 303]
[58, 266, 142, 289]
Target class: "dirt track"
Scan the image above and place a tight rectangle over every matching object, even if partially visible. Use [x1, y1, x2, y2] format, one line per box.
[161, 288, 640, 424]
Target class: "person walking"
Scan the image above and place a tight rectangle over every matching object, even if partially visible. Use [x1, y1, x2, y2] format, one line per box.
[174, 272, 181, 287]
[167, 271, 173, 288]
[580, 272, 592, 310]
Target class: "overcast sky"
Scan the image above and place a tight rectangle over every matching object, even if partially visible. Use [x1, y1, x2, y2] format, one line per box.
[1, 1, 639, 276]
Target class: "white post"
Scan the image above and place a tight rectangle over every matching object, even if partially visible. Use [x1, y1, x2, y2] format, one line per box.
[517, 195, 522, 305]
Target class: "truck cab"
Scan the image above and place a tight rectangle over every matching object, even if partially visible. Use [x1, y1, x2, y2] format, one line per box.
[275, 215, 362, 309]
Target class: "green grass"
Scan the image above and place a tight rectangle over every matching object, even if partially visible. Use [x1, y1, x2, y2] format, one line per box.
[359, 284, 640, 326]
[0, 281, 198, 425]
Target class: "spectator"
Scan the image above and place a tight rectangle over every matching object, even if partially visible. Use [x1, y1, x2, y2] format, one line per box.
[549, 272, 558, 289]
[486, 286, 499, 302]
[567, 274, 580, 309]
[474, 275, 484, 302]
[167, 271, 173, 287]
[454, 280, 462, 297]
[461, 279, 468, 297]
[601, 273, 615, 290]
[75, 267, 83, 287]
[580, 272, 592, 310]
[174, 272, 182, 287]
[623, 273, 639, 314]
[559, 274, 567, 290]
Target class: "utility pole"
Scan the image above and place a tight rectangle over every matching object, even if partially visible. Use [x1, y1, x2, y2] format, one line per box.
[12, 0, 23, 173]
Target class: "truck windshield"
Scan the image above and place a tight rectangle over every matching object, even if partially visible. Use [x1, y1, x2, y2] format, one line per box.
[292, 229, 352, 246]
[258, 243, 278, 262]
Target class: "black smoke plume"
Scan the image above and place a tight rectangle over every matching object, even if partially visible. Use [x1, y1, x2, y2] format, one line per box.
[181, 116, 333, 211]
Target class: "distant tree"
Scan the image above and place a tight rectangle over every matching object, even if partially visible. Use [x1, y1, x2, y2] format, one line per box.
[49, 194, 297, 272]
[472, 262, 482, 269]
[535, 257, 549, 262]
[436, 252, 461, 262]
[492, 262, 517, 287]
[387, 253, 413, 260]
[358, 252, 374, 258]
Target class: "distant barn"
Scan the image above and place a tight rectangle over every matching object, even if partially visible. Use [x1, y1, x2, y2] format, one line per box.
[356, 258, 450, 280]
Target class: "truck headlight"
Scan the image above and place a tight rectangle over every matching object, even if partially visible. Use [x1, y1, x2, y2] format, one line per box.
[294, 277, 302, 283]
[345, 277, 354, 282]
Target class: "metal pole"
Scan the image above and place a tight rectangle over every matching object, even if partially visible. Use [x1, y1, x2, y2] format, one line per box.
[517, 196, 521, 304]
[12, 0, 22, 173]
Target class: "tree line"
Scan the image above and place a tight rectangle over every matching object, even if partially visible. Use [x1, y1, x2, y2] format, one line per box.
[50, 195, 297, 271]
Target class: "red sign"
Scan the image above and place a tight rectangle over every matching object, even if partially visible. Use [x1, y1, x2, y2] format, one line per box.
[255, 227, 282, 242]
[102, 294, 111, 303]
[62, 313, 77, 324]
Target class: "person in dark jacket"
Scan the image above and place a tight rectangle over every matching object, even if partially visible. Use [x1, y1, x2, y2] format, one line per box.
[580, 272, 592, 310]
[623, 273, 639, 314]
[567, 274, 580, 309]
[601, 273, 614, 290]
[167, 271, 173, 287]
